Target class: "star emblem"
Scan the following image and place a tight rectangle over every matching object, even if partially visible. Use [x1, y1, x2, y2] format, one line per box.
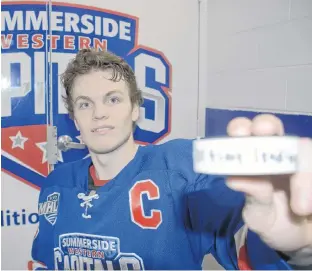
[9, 131, 28, 150]
[36, 142, 64, 164]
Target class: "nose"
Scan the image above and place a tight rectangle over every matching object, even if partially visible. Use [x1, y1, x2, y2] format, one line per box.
[92, 103, 109, 120]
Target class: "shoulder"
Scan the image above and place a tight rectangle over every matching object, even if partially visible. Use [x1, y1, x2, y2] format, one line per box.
[159, 138, 194, 149]
[144, 138, 194, 161]
[153, 138, 194, 153]
[141, 138, 197, 178]
[140, 139, 225, 192]
[42, 157, 91, 189]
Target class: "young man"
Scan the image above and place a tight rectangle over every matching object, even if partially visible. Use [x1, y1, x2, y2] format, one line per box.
[30, 49, 312, 270]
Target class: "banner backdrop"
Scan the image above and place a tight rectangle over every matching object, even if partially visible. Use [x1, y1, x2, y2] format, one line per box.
[205, 108, 312, 138]
[1, 0, 199, 269]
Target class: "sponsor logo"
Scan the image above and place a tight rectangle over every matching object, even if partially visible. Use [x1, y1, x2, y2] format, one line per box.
[1, 2, 172, 190]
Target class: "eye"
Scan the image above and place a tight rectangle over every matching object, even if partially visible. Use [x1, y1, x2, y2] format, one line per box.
[78, 102, 91, 109]
[108, 96, 121, 105]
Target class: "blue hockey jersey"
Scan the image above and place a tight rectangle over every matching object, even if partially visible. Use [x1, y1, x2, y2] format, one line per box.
[30, 139, 292, 270]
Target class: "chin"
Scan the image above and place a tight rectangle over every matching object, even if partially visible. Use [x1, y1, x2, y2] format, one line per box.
[89, 144, 120, 154]
[87, 134, 132, 155]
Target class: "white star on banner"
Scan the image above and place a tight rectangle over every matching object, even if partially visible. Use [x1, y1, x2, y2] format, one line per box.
[9, 131, 28, 150]
[36, 142, 64, 164]
[36, 142, 48, 164]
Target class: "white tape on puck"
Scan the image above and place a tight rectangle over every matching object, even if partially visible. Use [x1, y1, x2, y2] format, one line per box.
[193, 136, 299, 175]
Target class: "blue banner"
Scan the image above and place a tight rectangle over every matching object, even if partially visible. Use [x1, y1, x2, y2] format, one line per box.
[205, 108, 312, 138]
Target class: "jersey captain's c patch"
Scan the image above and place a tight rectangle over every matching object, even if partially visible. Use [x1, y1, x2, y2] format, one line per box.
[38, 192, 60, 225]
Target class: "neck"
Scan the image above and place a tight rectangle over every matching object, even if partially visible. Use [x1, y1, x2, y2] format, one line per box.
[90, 136, 138, 180]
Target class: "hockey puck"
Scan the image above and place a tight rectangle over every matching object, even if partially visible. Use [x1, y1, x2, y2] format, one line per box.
[193, 136, 299, 175]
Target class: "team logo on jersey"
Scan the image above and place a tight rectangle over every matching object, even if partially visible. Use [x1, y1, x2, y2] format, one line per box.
[77, 190, 99, 219]
[38, 192, 60, 225]
[1, 2, 172, 191]
[54, 233, 144, 270]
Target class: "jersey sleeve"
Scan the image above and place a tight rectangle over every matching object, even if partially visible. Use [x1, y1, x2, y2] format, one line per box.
[168, 139, 293, 270]
[186, 174, 293, 270]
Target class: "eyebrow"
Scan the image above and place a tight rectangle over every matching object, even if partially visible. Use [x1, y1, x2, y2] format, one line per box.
[74, 90, 124, 104]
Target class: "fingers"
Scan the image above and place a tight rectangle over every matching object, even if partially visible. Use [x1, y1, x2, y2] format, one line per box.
[251, 114, 285, 136]
[226, 114, 285, 137]
[225, 114, 282, 206]
[290, 138, 312, 216]
[227, 117, 252, 137]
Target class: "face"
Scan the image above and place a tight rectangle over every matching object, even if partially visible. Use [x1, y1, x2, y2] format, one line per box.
[71, 70, 139, 154]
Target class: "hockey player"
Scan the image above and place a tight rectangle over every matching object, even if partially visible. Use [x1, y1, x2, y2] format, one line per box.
[30, 49, 312, 270]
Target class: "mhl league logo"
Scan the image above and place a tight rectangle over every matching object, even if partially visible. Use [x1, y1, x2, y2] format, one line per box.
[38, 192, 60, 225]
[1, 2, 172, 190]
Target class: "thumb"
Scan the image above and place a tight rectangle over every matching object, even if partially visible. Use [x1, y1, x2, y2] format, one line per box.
[226, 177, 276, 232]
[226, 177, 274, 204]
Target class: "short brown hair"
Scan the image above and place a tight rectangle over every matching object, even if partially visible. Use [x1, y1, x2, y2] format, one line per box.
[61, 48, 143, 119]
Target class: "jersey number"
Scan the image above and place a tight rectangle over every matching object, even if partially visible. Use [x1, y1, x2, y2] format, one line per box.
[129, 180, 162, 229]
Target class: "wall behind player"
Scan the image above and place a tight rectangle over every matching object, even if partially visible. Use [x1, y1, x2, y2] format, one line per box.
[198, 0, 312, 137]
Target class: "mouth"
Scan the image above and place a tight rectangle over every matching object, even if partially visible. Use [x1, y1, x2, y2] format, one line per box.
[91, 126, 114, 135]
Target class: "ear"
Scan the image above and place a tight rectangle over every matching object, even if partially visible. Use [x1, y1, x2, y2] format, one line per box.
[131, 103, 140, 122]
